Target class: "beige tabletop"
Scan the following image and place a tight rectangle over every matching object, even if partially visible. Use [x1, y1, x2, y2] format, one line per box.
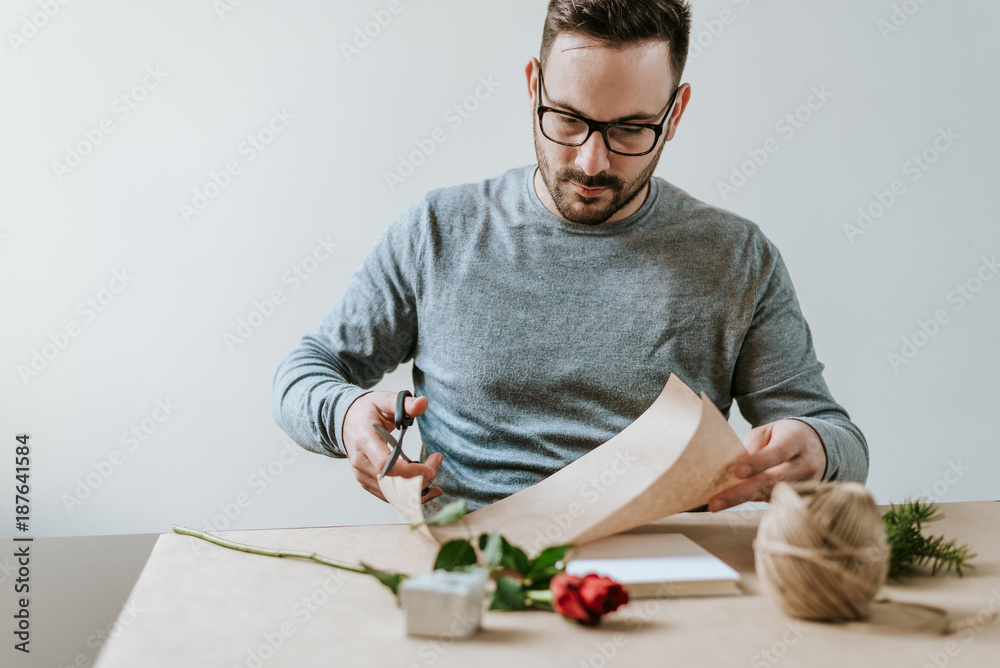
[93, 501, 1000, 668]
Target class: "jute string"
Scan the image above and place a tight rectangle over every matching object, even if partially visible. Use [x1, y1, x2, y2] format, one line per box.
[753, 481, 998, 635]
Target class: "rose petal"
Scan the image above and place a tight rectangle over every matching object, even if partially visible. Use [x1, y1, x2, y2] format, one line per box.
[579, 574, 629, 615]
[551, 573, 600, 624]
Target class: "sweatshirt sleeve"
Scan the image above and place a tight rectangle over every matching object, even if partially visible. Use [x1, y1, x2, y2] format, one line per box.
[271, 203, 425, 458]
[730, 237, 869, 483]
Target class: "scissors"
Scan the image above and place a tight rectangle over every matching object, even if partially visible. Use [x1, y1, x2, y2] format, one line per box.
[376, 390, 430, 495]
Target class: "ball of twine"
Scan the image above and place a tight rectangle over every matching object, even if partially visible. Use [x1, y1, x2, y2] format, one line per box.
[754, 480, 890, 622]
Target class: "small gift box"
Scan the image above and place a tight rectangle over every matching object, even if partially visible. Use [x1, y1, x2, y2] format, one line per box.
[399, 569, 489, 638]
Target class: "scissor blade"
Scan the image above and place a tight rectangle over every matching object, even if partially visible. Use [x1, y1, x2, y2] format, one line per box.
[374, 424, 398, 447]
[374, 423, 429, 495]
[375, 424, 404, 480]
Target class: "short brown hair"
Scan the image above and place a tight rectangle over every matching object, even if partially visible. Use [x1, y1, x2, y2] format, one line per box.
[540, 0, 692, 84]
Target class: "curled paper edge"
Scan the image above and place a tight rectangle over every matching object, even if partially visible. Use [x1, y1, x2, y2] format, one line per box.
[379, 374, 747, 555]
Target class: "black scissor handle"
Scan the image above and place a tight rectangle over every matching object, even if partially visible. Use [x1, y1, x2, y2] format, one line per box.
[395, 390, 414, 431]
[383, 390, 429, 496]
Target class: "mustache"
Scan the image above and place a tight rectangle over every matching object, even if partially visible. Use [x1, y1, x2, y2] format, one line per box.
[558, 169, 622, 190]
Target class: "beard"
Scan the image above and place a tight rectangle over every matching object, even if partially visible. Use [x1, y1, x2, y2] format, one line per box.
[533, 125, 665, 226]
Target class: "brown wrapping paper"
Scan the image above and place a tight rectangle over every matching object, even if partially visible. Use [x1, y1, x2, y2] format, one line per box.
[380, 373, 746, 553]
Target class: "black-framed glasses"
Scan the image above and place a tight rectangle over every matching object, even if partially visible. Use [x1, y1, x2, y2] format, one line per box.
[536, 66, 678, 157]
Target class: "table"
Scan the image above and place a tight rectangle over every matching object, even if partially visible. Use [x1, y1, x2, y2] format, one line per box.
[92, 502, 1000, 667]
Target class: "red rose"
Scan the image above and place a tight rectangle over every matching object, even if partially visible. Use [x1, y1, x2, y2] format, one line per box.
[551, 573, 629, 626]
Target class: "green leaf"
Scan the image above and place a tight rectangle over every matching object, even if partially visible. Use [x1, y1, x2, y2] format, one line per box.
[481, 532, 504, 568]
[479, 532, 531, 577]
[434, 540, 478, 571]
[478, 533, 532, 576]
[489, 576, 526, 611]
[504, 541, 532, 577]
[526, 544, 574, 583]
[424, 500, 468, 526]
[359, 564, 407, 597]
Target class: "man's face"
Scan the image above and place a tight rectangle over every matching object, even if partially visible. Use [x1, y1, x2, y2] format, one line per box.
[532, 34, 681, 226]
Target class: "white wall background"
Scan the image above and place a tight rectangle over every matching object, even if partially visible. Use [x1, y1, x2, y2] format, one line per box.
[2, 0, 997, 539]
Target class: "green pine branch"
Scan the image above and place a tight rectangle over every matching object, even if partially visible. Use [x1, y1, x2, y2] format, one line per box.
[882, 499, 975, 580]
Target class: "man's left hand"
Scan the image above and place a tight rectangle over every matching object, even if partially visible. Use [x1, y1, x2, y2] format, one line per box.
[708, 419, 827, 512]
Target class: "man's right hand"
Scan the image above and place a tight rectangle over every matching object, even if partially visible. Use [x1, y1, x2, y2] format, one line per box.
[342, 391, 444, 504]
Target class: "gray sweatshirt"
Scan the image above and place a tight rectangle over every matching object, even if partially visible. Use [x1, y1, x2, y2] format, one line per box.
[272, 164, 869, 511]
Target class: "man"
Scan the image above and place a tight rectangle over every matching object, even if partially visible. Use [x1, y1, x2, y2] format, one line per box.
[272, 0, 868, 515]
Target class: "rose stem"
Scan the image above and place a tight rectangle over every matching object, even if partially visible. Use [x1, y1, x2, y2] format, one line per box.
[171, 524, 368, 574]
